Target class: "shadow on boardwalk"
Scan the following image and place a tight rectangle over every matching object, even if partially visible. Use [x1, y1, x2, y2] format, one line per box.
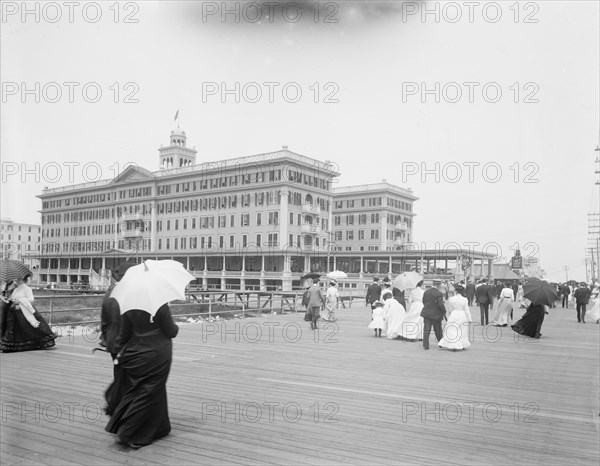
[1, 303, 599, 465]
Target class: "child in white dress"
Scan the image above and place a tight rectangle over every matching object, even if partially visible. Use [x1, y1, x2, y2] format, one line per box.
[368, 301, 385, 337]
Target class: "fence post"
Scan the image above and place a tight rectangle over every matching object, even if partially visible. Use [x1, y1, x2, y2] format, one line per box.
[241, 293, 245, 318]
[270, 292, 274, 316]
[208, 293, 212, 320]
[49, 296, 54, 326]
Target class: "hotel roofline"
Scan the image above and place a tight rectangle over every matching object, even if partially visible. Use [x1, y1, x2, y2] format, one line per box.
[38, 148, 341, 198]
[332, 182, 418, 200]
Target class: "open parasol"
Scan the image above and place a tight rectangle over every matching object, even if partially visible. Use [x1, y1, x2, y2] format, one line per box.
[0, 259, 31, 283]
[392, 271, 423, 291]
[110, 260, 194, 318]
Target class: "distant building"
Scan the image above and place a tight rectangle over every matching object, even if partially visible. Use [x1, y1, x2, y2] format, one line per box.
[35, 127, 494, 291]
[331, 181, 416, 252]
[0, 217, 41, 269]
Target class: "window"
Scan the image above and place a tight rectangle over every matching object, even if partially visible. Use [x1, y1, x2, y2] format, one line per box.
[289, 212, 294, 224]
[335, 231, 342, 241]
[241, 214, 250, 227]
[268, 211, 279, 225]
[267, 233, 278, 247]
[229, 235, 235, 248]
[334, 216, 341, 226]
[242, 234, 248, 247]
[370, 229, 379, 240]
[183, 219, 188, 229]
[346, 200, 354, 208]
[219, 236, 224, 248]
[218, 215, 226, 228]
[346, 230, 354, 240]
[230, 215, 235, 227]
[256, 234, 261, 247]
[358, 229, 365, 240]
[256, 213, 262, 226]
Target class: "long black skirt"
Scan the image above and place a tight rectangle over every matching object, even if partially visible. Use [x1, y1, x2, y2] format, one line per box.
[0, 302, 56, 352]
[105, 334, 173, 445]
[511, 305, 545, 338]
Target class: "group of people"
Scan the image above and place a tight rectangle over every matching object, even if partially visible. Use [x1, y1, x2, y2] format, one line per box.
[302, 278, 339, 329]
[365, 277, 473, 350]
[0, 271, 56, 352]
[361, 274, 597, 349]
[1, 262, 181, 450]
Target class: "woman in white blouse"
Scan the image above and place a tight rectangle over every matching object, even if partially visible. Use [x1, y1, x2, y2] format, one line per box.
[491, 285, 515, 326]
[439, 285, 472, 351]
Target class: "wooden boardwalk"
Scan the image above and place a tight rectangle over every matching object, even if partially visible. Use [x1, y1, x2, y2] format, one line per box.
[1, 302, 599, 465]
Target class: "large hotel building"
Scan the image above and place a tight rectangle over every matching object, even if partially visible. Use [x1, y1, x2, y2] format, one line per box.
[35, 128, 492, 291]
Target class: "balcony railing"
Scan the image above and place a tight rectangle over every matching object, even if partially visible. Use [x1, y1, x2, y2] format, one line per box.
[121, 228, 143, 238]
[394, 222, 408, 231]
[122, 212, 143, 221]
[302, 203, 320, 214]
[301, 224, 320, 235]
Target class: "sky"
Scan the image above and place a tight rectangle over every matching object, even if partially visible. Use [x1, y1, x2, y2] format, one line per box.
[1, 0, 599, 282]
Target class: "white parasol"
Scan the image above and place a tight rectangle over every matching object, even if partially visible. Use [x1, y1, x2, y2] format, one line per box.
[110, 260, 194, 318]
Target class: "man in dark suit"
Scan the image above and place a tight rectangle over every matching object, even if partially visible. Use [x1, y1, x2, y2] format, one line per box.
[475, 278, 494, 325]
[420, 281, 446, 350]
[365, 277, 381, 307]
[465, 281, 476, 306]
[512, 281, 519, 304]
[574, 282, 591, 323]
[560, 283, 571, 308]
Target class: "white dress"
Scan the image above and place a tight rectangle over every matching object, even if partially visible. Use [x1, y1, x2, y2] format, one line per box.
[400, 287, 424, 340]
[439, 295, 472, 350]
[368, 307, 385, 330]
[587, 294, 600, 323]
[383, 298, 406, 339]
[320, 286, 338, 321]
[11, 283, 39, 328]
[491, 288, 514, 326]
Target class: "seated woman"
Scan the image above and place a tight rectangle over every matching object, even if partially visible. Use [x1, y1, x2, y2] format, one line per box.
[511, 302, 547, 339]
[491, 285, 515, 326]
[439, 285, 472, 351]
[105, 303, 179, 449]
[399, 281, 425, 341]
[0, 273, 56, 353]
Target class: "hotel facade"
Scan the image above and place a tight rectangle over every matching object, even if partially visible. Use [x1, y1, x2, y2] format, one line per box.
[34, 128, 493, 291]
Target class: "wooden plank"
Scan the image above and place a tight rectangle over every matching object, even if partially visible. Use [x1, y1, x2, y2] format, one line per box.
[1, 302, 598, 465]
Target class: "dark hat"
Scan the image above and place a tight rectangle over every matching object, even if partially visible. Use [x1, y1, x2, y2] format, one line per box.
[433, 279, 442, 285]
[382, 277, 391, 283]
[454, 284, 465, 293]
[373, 277, 379, 282]
[580, 282, 587, 287]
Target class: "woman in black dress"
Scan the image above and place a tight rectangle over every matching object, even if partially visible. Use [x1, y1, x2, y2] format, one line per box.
[0, 274, 56, 352]
[105, 303, 179, 449]
[511, 302, 547, 339]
